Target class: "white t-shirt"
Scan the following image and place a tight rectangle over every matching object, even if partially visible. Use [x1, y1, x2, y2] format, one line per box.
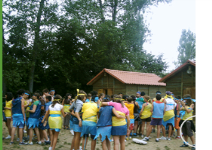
[165, 98, 176, 111]
[48, 103, 63, 111]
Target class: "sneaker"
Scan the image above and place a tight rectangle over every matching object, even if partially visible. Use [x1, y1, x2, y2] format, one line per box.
[24, 130, 27, 133]
[26, 141, 33, 145]
[175, 136, 181, 139]
[37, 141, 42, 145]
[126, 137, 130, 141]
[5, 135, 11, 139]
[129, 136, 132, 140]
[160, 136, 167, 140]
[167, 138, 171, 140]
[45, 141, 51, 145]
[191, 145, 195, 150]
[19, 142, 27, 145]
[180, 144, 189, 147]
[9, 142, 14, 145]
[142, 137, 149, 141]
[130, 133, 132, 136]
[133, 133, 137, 136]
[155, 139, 159, 142]
[141, 135, 144, 138]
[49, 147, 52, 150]
[70, 130, 74, 135]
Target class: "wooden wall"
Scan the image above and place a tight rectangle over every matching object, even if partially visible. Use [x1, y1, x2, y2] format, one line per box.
[165, 65, 195, 98]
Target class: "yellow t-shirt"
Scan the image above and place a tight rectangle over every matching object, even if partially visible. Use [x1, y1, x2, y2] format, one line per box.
[124, 103, 134, 119]
[140, 103, 152, 119]
[82, 102, 99, 122]
[5, 100, 12, 117]
[182, 106, 193, 121]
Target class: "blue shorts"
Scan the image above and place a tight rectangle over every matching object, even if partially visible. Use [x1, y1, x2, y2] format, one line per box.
[94, 126, 112, 142]
[12, 114, 25, 128]
[150, 118, 163, 126]
[70, 120, 73, 130]
[81, 121, 97, 137]
[111, 124, 127, 136]
[73, 124, 82, 133]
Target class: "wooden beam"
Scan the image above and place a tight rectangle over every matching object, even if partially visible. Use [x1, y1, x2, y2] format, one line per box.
[181, 71, 183, 98]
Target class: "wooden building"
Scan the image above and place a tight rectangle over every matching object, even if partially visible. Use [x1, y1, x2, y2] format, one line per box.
[159, 60, 196, 98]
[87, 68, 166, 98]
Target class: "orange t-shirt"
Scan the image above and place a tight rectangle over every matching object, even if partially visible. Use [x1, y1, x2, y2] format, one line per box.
[124, 103, 134, 119]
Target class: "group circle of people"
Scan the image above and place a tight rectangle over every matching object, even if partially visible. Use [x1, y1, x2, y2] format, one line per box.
[3, 88, 196, 150]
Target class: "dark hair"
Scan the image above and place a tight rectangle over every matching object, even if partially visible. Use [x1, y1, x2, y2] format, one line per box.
[42, 88, 49, 93]
[35, 90, 42, 97]
[131, 95, 136, 101]
[186, 99, 193, 107]
[16, 89, 25, 98]
[119, 93, 123, 95]
[141, 92, 145, 96]
[34, 93, 40, 99]
[99, 93, 105, 98]
[52, 94, 62, 108]
[50, 88, 55, 91]
[87, 93, 92, 98]
[123, 95, 129, 100]
[156, 94, 161, 100]
[91, 91, 98, 96]
[127, 97, 133, 102]
[46, 96, 51, 102]
[64, 93, 72, 104]
[176, 96, 181, 99]
[6, 92, 13, 101]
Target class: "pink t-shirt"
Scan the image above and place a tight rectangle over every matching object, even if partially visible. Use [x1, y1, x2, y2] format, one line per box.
[108, 102, 129, 116]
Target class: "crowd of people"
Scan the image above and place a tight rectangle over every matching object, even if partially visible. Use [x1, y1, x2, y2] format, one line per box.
[2, 88, 196, 150]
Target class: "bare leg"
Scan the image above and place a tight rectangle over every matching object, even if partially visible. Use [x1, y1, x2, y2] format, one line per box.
[162, 126, 166, 137]
[50, 130, 54, 148]
[91, 138, 96, 150]
[141, 121, 145, 136]
[6, 118, 12, 136]
[102, 138, 107, 150]
[39, 129, 44, 142]
[106, 137, 111, 150]
[113, 136, 120, 150]
[70, 134, 75, 150]
[190, 135, 195, 145]
[82, 136, 88, 150]
[29, 128, 33, 143]
[146, 122, 150, 135]
[52, 131, 60, 150]
[168, 125, 172, 138]
[157, 125, 161, 138]
[120, 135, 125, 150]
[10, 127, 16, 142]
[134, 121, 138, 134]
[74, 132, 81, 150]
[34, 128, 41, 141]
[19, 128, 24, 143]
[42, 130, 49, 141]
[146, 125, 152, 137]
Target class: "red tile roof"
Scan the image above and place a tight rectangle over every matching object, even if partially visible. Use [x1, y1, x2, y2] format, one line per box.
[87, 68, 166, 86]
[158, 60, 196, 82]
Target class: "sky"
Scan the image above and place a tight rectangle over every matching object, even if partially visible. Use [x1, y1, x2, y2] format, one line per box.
[143, 0, 195, 72]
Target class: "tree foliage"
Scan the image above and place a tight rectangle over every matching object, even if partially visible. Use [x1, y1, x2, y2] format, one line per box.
[3, 0, 171, 96]
[175, 29, 196, 66]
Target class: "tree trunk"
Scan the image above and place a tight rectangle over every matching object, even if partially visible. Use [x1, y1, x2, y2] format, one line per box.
[29, 0, 45, 93]
[98, 0, 105, 23]
[112, 0, 118, 22]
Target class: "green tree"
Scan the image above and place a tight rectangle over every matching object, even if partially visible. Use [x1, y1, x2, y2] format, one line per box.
[175, 29, 196, 66]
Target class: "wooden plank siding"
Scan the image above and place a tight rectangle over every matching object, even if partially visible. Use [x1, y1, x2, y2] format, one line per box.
[165, 65, 195, 98]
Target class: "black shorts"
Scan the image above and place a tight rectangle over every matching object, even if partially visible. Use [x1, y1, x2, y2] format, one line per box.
[134, 113, 140, 121]
[83, 134, 95, 140]
[141, 117, 151, 122]
[181, 120, 194, 137]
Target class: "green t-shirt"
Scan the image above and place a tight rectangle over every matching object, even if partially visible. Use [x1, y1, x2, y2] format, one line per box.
[33, 100, 39, 106]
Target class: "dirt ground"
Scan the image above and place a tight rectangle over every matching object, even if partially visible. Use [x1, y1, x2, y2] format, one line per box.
[2, 122, 195, 150]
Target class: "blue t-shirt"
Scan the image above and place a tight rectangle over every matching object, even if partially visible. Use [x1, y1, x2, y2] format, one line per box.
[94, 97, 99, 102]
[97, 106, 113, 127]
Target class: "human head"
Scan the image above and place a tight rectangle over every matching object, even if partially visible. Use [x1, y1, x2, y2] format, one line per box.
[99, 93, 105, 99]
[5, 92, 13, 101]
[123, 95, 129, 101]
[114, 95, 124, 107]
[91, 91, 98, 96]
[144, 95, 150, 102]
[46, 96, 51, 102]
[16, 89, 25, 98]
[156, 94, 161, 101]
[77, 90, 87, 102]
[51, 94, 62, 107]
[183, 94, 192, 105]
[175, 96, 181, 103]
[156, 91, 161, 95]
[23, 90, 30, 99]
[166, 91, 172, 95]
[141, 92, 145, 96]
[42, 88, 49, 96]
[103, 95, 110, 102]
[136, 91, 141, 98]
[127, 97, 133, 103]
[131, 95, 136, 101]
[50, 88, 55, 96]
[65, 93, 72, 100]
[119, 93, 123, 98]
[87, 93, 92, 99]
[32, 93, 40, 100]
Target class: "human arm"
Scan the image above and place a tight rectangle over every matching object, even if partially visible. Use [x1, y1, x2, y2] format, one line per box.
[21, 98, 26, 121]
[135, 102, 139, 109]
[126, 115, 130, 135]
[62, 99, 65, 105]
[27, 104, 37, 113]
[61, 107, 67, 117]
[112, 108, 125, 119]
[101, 102, 109, 106]
[151, 103, 154, 112]
[42, 110, 49, 123]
